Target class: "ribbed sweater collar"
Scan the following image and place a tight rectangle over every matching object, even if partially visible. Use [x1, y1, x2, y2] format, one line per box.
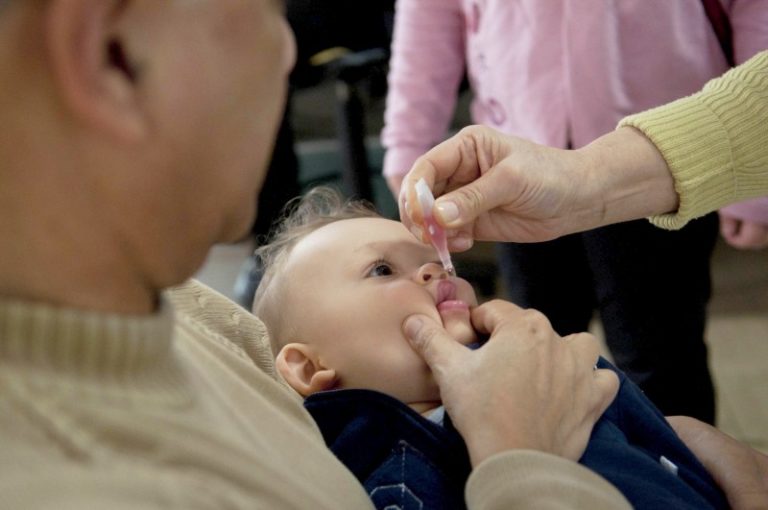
[0, 296, 191, 405]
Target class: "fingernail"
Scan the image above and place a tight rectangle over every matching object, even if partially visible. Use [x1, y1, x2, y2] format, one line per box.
[404, 199, 413, 218]
[449, 236, 473, 251]
[403, 316, 424, 340]
[435, 200, 459, 224]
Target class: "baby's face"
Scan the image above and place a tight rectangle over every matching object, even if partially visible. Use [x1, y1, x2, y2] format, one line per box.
[282, 217, 478, 411]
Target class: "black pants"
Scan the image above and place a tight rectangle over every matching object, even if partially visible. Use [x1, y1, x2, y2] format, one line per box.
[496, 213, 720, 424]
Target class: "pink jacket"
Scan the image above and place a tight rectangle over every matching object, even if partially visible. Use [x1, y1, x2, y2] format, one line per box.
[382, 0, 768, 222]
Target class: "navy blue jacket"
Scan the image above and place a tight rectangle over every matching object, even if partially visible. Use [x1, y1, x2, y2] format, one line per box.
[305, 359, 727, 510]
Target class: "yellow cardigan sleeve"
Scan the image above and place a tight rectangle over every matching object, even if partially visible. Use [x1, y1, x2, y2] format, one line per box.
[620, 50, 768, 230]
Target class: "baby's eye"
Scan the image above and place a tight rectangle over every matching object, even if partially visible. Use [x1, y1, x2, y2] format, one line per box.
[368, 261, 394, 277]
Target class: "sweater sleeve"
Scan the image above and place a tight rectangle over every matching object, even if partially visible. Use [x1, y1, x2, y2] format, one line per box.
[619, 50, 768, 230]
[465, 451, 631, 510]
[381, 0, 466, 181]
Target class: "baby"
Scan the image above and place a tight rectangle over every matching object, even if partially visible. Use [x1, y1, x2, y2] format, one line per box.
[252, 187, 727, 510]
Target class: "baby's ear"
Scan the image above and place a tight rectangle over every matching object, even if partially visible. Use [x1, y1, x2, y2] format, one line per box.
[275, 343, 338, 397]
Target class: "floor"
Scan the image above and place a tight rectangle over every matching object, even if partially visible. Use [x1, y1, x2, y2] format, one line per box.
[704, 243, 768, 453]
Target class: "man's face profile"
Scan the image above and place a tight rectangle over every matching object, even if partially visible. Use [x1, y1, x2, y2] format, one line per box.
[0, 0, 295, 312]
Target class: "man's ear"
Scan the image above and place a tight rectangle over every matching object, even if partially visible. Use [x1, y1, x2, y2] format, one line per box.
[276, 343, 338, 397]
[44, 0, 146, 142]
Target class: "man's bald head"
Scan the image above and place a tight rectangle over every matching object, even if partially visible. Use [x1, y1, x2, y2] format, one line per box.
[0, 0, 295, 313]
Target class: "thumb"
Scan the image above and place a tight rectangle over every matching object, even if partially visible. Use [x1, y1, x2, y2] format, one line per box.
[403, 314, 467, 377]
[433, 170, 509, 229]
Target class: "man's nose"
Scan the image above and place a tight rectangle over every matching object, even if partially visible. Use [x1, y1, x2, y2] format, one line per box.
[416, 263, 449, 284]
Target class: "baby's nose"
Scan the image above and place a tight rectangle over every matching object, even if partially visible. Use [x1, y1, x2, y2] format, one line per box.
[417, 263, 449, 283]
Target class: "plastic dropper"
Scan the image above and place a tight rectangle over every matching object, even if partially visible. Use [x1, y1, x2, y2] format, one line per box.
[415, 178, 455, 276]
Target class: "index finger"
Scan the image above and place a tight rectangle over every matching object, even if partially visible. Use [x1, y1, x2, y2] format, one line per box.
[472, 301, 606, 373]
[469, 299, 527, 335]
[399, 127, 489, 229]
[399, 157, 437, 233]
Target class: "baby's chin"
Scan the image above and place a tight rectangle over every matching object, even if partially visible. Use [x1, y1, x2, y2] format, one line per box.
[443, 317, 478, 346]
[437, 302, 477, 346]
